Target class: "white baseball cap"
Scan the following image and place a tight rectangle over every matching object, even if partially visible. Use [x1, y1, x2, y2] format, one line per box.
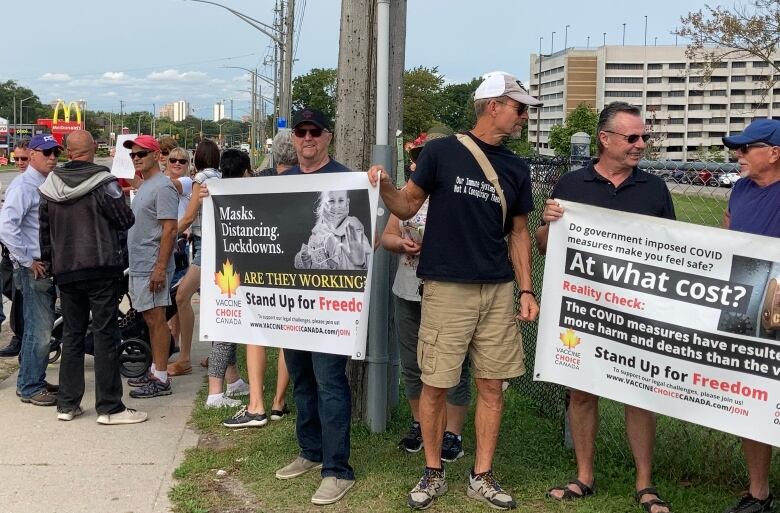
[474, 71, 543, 106]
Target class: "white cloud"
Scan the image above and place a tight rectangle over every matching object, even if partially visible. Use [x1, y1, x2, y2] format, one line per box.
[101, 71, 127, 81]
[146, 69, 208, 82]
[39, 72, 72, 82]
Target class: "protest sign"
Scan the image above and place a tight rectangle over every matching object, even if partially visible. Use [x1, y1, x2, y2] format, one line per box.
[534, 200, 780, 445]
[111, 134, 137, 179]
[200, 172, 379, 359]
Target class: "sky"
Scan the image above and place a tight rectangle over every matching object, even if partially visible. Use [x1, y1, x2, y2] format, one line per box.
[1, 0, 714, 119]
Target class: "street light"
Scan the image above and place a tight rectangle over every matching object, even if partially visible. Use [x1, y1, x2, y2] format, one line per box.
[187, 0, 293, 122]
[19, 96, 34, 126]
[224, 65, 263, 166]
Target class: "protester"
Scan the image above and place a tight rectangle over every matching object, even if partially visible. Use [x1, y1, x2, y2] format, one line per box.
[223, 132, 294, 427]
[124, 135, 178, 399]
[0, 134, 62, 405]
[368, 71, 540, 510]
[719, 120, 780, 513]
[157, 136, 178, 173]
[169, 139, 222, 377]
[381, 125, 470, 462]
[273, 107, 356, 506]
[13, 139, 30, 172]
[0, 139, 31, 358]
[165, 146, 193, 350]
[536, 102, 675, 513]
[38, 130, 147, 424]
[183, 149, 252, 409]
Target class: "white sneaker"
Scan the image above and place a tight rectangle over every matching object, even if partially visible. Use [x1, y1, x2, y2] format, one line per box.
[57, 406, 84, 421]
[225, 381, 250, 397]
[205, 394, 243, 408]
[96, 408, 148, 425]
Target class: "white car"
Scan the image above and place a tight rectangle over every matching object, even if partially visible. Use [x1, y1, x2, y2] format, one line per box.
[719, 172, 741, 188]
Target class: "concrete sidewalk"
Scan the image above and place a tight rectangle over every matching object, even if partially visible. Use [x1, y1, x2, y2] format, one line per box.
[0, 324, 208, 513]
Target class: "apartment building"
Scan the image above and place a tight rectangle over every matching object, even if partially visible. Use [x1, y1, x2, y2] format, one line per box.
[158, 100, 190, 122]
[528, 45, 780, 160]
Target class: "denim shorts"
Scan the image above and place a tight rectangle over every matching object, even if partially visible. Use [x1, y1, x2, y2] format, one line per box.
[191, 236, 202, 267]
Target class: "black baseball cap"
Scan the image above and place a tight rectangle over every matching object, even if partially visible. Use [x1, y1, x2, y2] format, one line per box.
[292, 108, 332, 131]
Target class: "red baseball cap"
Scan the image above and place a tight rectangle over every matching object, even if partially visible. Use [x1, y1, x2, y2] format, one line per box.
[123, 135, 161, 152]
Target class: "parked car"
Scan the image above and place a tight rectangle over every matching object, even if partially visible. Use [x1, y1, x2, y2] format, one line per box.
[719, 171, 741, 188]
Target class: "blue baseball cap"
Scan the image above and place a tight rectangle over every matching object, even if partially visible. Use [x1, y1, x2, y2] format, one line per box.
[722, 119, 780, 149]
[29, 133, 63, 151]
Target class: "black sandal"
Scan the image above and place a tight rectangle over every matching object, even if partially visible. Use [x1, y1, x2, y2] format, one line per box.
[546, 478, 596, 501]
[270, 403, 290, 421]
[635, 487, 671, 513]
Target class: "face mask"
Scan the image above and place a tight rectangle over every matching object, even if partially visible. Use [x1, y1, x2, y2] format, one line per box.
[322, 202, 349, 226]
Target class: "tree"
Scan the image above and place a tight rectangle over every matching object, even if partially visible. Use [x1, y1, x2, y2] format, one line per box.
[547, 104, 598, 157]
[676, 1, 780, 92]
[437, 78, 482, 133]
[402, 66, 444, 140]
[291, 68, 337, 121]
[0, 80, 51, 124]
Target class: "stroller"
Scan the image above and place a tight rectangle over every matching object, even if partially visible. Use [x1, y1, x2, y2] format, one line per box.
[48, 270, 180, 379]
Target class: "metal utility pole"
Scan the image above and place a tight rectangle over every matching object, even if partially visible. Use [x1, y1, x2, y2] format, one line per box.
[536, 37, 543, 153]
[119, 100, 125, 134]
[152, 104, 156, 137]
[281, 0, 295, 124]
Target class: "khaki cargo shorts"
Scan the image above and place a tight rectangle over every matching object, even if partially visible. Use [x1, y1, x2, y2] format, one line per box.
[417, 280, 524, 388]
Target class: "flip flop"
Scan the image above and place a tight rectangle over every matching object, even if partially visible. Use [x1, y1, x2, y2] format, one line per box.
[167, 361, 193, 376]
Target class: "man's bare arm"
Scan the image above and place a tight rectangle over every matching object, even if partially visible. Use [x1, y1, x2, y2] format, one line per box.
[367, 165, 428, 221]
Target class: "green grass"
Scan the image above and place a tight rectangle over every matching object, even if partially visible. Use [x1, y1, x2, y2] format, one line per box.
[170, 347, 761, 513]
[671, 193, 728, 227]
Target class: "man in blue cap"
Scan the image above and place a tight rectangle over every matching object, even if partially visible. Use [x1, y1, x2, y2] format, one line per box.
[720, 119, 780, 513]
[0, 134, 62, 406]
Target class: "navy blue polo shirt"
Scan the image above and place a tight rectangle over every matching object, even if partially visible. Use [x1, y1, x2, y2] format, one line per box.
[551, 162, 675, 220]
[281, 158, 351, 175]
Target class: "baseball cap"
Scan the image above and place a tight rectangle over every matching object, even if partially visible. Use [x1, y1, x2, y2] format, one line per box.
[474, 71, 543, 107]
[722, 119, 780, 149]
[292, 108, 332, 131]
[29, 134, 63, 151]
[123, 135, 161, 152]
[409, 125, 454, 161]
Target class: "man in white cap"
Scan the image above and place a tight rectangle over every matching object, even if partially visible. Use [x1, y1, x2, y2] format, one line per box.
[369, 71, 541, 510]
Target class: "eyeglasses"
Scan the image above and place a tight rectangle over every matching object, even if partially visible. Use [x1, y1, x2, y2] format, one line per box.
[293, 127, 325, 138]
[129, 150, 153, 159]
[168, 158, 188, 165]
[35, 148, 61, 158]
[15, 156, 29, 162]
[494, 100, 529, 116]
[603, 130, 651, 144]
[737, 142, 772, 153]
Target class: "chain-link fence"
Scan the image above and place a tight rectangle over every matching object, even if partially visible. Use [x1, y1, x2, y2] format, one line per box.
[511, 157, 774, 487]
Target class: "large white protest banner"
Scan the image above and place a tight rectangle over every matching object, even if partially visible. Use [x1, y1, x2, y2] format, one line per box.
[111, 134, 138, 179]
[534, 200, 780, 445]
[200, 173, 379, 359]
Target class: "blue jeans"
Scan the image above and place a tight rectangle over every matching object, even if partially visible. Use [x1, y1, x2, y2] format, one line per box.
[15, 268, 55, 397]
[284, 349, 354, 480]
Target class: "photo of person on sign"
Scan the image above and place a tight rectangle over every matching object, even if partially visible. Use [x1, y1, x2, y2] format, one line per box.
[294, 190, 372, 270]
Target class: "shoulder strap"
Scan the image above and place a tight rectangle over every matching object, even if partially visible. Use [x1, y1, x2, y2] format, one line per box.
[455, 133, 507, 226]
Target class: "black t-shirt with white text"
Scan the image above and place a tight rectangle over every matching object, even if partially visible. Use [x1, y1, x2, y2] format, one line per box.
[411, 132, 534, 283]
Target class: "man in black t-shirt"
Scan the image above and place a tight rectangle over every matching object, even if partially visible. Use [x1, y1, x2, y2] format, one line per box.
[369, 71, 541, 510]
[537, 102, 674, 513]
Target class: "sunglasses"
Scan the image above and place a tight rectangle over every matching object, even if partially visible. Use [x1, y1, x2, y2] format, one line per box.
[494, 100, 529, 116]
[161, 151, 170, 156]
[293, 127, 325, 138]
[15, 156, 29, 162]
[34, 148, 61, 157]
[129, 150, 154, 159]
[603, 130, 651, 144]
[737, 142, 771, 153]
[168, 158, 188, 165]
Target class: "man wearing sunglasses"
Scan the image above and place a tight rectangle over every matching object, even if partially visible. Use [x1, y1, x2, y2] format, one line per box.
[0, 134, 64, 406]
[719, 120, 780, 513]
[537, 102, 674, 513]
[272, 107, 358, 506]
[13, 139, 30, 172]
[368, 71, 541, 510]
[123, 135, 179, 399]
[39, 130, 146, 424]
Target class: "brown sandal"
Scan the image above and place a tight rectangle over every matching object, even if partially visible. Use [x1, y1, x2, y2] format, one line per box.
[635, 487, 671, 513]
[546, 478, 596, 501]
[167, 361, 193, 376]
